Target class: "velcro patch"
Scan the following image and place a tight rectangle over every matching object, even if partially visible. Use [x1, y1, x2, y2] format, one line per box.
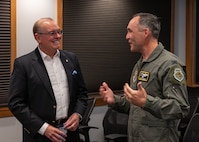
[132, 70, 138, 83]
[173, 68, 184, 82]
[138, 71, 150, 82]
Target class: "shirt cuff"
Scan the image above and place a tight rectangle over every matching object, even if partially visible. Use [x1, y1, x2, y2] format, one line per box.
[38, 123, 49, 135]
[76, 113, 82, 121]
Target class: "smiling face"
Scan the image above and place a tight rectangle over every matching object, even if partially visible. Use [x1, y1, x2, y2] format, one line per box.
[125, 16, 147, 53]
[34, 18, 62, 56]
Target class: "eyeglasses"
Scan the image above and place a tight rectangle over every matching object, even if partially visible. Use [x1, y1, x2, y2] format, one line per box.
[38, 30, 63, 36]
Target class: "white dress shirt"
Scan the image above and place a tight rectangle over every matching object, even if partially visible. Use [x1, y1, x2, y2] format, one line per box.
[38, 47, 69, 135]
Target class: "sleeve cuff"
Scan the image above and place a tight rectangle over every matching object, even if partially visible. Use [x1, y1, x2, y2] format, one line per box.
[144, 94, 154, 109]
[38, 123, 49, 135]
[76, 113, 83, 122]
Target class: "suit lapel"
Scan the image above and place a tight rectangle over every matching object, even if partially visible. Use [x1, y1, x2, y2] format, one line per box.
[60, 51, 72, 96]
[32, 48, 55, 101]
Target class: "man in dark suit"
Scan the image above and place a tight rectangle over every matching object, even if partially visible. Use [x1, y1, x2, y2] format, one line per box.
[8, 17, 88, 142]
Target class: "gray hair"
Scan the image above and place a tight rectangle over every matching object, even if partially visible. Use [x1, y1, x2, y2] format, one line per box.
[133, 13, 161, 39]
[32, 17, 54, 34]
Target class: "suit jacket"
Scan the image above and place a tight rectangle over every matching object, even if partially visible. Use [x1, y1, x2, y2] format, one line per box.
[8, 47, 88, 142]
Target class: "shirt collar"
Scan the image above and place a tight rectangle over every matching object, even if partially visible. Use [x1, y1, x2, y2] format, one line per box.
[38, 47, 60, 60]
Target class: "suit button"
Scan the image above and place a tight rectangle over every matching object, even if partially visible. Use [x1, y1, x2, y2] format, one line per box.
[53, 105, 56, 109]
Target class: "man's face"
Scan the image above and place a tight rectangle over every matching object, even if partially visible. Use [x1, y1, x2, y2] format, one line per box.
[126, 16, 146, 53]
[35, 20, 62, 52]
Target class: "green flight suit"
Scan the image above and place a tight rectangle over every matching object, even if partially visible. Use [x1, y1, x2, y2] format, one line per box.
[112, 43, 190, 142]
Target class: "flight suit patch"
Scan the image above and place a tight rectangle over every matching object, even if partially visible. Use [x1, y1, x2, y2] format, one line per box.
[173, 68, 184, 82]
[170, 66, 186, 84]
[138, 71, 150, 82]
[132, 70, 138, 83]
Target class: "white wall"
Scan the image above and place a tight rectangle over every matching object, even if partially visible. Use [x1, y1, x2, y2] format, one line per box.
[17, 0, 57, 57]
[0, 0, 186, 142]
[0, 117, 22, 142]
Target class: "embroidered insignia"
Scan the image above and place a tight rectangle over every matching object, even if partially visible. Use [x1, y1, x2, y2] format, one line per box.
[132, 70, 138, 83]
[138, 71, 150, 82]
[173, 68, 184, 82]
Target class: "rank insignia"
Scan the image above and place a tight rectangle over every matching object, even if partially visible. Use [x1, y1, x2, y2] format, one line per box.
[138, 71, 150, 82]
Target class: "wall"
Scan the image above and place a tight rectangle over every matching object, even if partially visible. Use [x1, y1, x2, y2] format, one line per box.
[17, 0, 56, 57]
[0, 0, 186, 142]
[0, 0, 56, 142]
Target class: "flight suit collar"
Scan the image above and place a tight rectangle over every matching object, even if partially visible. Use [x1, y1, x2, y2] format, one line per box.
[140, 42, 165, 63]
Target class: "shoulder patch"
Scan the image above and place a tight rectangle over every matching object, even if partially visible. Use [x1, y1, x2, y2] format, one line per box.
[173, 68, 184, 82]
[170, 66, 186, 84]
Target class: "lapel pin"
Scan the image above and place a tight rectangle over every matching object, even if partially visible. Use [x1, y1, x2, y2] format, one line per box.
[65, 59, 68, 63]
[72, 70, 78, 75]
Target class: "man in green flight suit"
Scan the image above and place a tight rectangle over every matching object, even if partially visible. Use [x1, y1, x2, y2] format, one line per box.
[99, 13, 190, 142]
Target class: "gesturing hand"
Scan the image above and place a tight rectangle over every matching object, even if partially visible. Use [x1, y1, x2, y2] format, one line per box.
[123, 82, 147, 107]
[99, 82, 115, 104]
